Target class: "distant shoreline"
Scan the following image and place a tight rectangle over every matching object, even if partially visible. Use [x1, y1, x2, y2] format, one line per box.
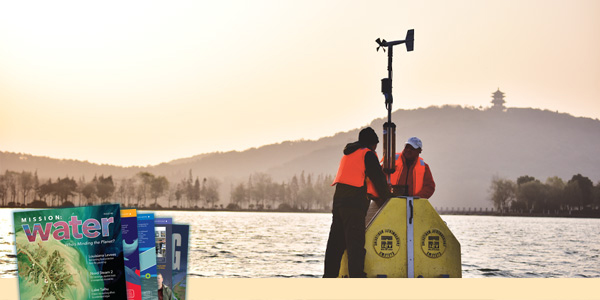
[438, 210, 600, 219]
[2, 204, 599, 218]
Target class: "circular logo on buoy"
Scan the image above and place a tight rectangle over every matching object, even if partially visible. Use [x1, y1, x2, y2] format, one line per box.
[373, 229, 400, 258]
[420, 228, 447, 258]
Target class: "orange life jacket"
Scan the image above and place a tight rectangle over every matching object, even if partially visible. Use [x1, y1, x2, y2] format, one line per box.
[366, 177, 380, 198]
[332, 148, 372, 188]
[390, 153, 426, 196]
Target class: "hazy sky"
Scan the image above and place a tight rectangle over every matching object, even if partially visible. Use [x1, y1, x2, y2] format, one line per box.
[1, 1, 599, 167]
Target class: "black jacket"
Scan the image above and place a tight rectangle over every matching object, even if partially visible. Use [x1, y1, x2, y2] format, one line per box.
[333, 142, 391, 210]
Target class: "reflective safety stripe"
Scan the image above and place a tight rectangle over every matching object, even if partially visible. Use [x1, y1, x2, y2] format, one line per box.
[332, 148, 371, 187]
[407, 196, 415, 278]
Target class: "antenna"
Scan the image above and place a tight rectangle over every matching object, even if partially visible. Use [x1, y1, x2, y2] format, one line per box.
[376, 29, 414, 183]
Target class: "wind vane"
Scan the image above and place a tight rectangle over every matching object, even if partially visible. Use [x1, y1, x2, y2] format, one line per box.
[376, 29, 414, 182]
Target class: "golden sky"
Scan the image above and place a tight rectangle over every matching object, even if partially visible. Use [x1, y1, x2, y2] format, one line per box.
[1, 0, 599, 167]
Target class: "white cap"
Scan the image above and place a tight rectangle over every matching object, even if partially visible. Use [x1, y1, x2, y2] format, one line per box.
[405, 137, 422, 149]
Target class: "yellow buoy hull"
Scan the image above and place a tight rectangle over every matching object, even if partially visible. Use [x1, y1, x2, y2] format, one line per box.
[339, 197, 461, 278]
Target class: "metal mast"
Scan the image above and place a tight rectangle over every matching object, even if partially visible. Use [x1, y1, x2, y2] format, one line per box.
[376, 29, 414, 183]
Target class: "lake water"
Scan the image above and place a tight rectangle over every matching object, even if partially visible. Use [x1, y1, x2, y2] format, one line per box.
[2, 209, 599, 278]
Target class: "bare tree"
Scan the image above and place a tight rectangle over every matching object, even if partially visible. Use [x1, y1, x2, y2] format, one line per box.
[4, 171, 18, 206]
[203, 177, 220, 209]
[151, 176, 169, 207]
[0, 173, 7, 206]
[489, 176, 516, 213]
[136, 172, 155, 207]
[230, 182, 247, 209]
[96, 175, 115, 204]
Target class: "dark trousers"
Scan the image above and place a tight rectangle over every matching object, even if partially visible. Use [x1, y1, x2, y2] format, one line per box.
[323, 205, 367, 278]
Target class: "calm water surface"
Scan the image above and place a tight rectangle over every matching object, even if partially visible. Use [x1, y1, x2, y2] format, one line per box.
[2, 209, 599, 278]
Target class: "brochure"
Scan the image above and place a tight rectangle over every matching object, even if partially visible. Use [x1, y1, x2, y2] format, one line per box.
[13, 204, 127, 300]
[137, 213, 159, 300]
[121, 209, 141, 300]
[171, 224, 189, 300]
[155, 218, 172, 296]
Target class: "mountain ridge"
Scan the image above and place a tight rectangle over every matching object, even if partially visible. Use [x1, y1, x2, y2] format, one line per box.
[2, 105, 599, 208]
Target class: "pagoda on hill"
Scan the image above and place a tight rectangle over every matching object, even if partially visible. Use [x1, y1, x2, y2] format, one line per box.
[490, 88, 506, 111]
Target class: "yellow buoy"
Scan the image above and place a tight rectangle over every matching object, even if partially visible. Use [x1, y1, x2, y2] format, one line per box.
[339, 197, 461, 278]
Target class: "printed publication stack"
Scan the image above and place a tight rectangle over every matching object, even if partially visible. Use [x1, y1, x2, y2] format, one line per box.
[13, 204, 190, 300]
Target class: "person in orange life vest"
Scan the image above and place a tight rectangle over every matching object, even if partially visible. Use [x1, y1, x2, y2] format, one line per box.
[323, 127, 391, 278]
[390, 136, 435, 198]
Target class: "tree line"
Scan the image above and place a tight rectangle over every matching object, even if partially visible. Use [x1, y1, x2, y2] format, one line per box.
[489, 174, 600, 214]
[229, 172, 334, 211]
[0, 169, 335, 211]
[0, 169, 220, 209]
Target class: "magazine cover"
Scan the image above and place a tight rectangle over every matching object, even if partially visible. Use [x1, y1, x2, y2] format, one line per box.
[171, 224, 189, 300]
[13, 204, 127, 300]
[155, 218, 172, 297]
[137, 213, 159, 300]
[121, 209, 141, 300]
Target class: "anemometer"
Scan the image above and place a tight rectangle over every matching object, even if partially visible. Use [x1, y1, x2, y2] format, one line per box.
[376, 29, 414, 182]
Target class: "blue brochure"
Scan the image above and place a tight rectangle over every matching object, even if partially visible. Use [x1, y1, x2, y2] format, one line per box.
[137, 213, 159, 300]
[155, 218, 172, 297]
[172, 224, 189, 300]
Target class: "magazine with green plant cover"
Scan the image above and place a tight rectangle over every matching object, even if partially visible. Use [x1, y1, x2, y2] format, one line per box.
[13, 204, 127, 300]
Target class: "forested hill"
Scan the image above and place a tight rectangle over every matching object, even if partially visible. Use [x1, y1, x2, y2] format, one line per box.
[2, 105, 600, 208]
